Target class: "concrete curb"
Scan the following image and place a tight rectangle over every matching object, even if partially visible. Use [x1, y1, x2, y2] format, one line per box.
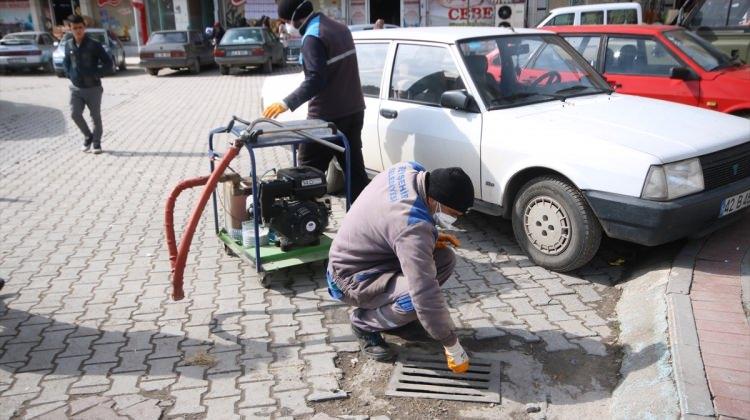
[666, 238, 715, 419]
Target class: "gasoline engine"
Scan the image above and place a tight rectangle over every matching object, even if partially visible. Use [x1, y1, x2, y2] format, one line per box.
[259, 166, 330, 251]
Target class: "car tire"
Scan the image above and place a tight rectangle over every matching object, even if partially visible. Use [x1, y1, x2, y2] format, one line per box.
[190, 59, 200, 74]
[146, 68, 159, 76]
[55, 71, 65, 78]
[219, 65, 230, 75]
[43, 60, 54, 73]
[262, 59, 272, 74]
[119, 57, 127, 71]
[511, 176, 601, 272]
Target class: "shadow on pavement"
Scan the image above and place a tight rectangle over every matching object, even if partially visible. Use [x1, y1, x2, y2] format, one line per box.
[0, 100, 66, 141]
[0, 293, 267, 379]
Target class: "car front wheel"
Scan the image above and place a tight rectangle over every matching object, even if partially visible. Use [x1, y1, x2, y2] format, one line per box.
[219, 65, 229, 75]
[190, 59, 200, 74]
[146, 68, 159, 76]
[512, 176, 601, 272]
[262, 59, 272, 74]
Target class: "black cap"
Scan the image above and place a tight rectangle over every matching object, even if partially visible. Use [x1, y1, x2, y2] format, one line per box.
[278, 0, 312, 21]
[427, 167, 474, 213]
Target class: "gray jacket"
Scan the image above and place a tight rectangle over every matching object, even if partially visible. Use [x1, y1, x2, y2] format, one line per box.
[327, 162, 457, 346]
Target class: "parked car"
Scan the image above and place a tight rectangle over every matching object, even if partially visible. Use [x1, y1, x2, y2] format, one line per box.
[285, 36, 302, 63]
[0, 31, 56, 73]
[548, 25, 750, 117]
[214, 27, 285, 75]
[537, 2, 642, 27]
[52, 29, 126, 77]
[140, 30, 214, 76]
[262, 27, 750, 272]
[677, 0, 750, 62]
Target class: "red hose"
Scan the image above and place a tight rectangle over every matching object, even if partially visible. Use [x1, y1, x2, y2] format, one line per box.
[165, 176, 210, 270]
[167, 144, 241, 301]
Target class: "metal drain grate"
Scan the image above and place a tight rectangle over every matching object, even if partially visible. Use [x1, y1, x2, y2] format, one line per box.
[385, 354, 501, 403]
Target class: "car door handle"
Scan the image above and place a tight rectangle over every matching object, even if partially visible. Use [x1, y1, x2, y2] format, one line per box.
[380, 109, 397, 119]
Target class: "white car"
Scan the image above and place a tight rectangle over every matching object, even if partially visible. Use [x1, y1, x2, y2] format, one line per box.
[0, 31, 57, 73]
[262, 27, 750, 271]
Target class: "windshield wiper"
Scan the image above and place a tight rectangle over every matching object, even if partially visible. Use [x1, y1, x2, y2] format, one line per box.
[555, 85, 613, 95]
[491, 91, 563, 105]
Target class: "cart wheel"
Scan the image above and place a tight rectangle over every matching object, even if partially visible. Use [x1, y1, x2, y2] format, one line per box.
[259, 272, 272, 288]
[224, 244, 237, 257]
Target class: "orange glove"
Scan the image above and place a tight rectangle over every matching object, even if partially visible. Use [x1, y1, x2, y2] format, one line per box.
[435, 233, 460, 250]
[444, 341, 470, 373]
[262, 102, 288, 119]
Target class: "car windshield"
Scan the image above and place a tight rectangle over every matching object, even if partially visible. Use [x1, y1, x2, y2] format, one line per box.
[663, 29, 734, 71]
[220, 28, 263, 45]
[458, 35, 610, 110]
[148, 32, 187, 44]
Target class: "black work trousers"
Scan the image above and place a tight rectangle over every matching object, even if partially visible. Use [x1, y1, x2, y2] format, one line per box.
[299, 110, 369, 202]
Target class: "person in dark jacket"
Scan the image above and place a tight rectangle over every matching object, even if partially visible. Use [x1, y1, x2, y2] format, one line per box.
[63, 14, 112, 154]
[212, 22, 225, 46]
[262, 0, 369, 201]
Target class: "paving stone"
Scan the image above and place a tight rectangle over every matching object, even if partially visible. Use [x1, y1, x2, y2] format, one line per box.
[505, 298, 541, 316]
[2, 370, 46, 396]
[18, 349, 60, 372]
[555, 294, 590, 313]
[205, 371, 241, 399]
[68, 384, 111, 396]
[297, 314, 327, 336]
[467, 318, 506, 339]
[275, 389, 313, 416]
[520, 314, 557, 332]
[33, 376, 77, 404]
[540, 305, 575, 322]
[84, 343, 123, 365]
[138, 378, 175, 392]
[524, 288, 553, 306]
[120, 399, 164, 419]
[238, 380, 275, 408]
[573, 284, 603, 303]
[173, 365, 209, 390]
[558, 273, 590, 286]
[536, 278, 575, 296]
[328, 323, 355, 343]
[303, 352, 340, 378]
[571, 338, 608, 356]
[72, 404, 127, 419]
[556, 320, 598, 338]
[103, 374, 140, 396]
[204, 395, 240, 419]
[574, 310, 608, 327]
[169, 388, 207, 416]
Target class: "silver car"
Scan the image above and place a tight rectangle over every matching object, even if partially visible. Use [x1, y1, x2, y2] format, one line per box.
[214, 27, 285, 75]
[52, 29, 126, 78]
[140, 30, 214, 76]
[0, 31, 56, 73]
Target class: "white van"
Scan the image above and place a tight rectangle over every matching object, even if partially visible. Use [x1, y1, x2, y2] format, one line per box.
[537, 2, 643, 27]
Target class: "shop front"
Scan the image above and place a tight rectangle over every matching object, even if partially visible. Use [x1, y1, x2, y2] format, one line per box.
[1, 0, 35, 35]
[346, 0, 421, 26]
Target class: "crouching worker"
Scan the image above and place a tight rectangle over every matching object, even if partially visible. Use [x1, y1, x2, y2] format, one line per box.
[327, 162, 474, 373]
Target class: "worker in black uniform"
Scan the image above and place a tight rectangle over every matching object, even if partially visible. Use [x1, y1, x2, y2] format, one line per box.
[262, 0, 369, 201]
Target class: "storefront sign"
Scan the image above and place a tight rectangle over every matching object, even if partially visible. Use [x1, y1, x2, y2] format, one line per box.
[429, 0, 495, 26]
[245, 0, 274, 19]
[0, 0, 34, 32]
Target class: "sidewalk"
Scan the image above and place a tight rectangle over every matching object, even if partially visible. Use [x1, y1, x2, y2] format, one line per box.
[668, 217, 750, 419]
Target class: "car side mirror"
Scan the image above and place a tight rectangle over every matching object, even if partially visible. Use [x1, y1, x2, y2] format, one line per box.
[670, 66, 699, 81]
[440, 90, 479, 112]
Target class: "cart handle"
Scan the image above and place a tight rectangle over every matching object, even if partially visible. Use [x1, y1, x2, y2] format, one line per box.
[237, 118, 345, 154]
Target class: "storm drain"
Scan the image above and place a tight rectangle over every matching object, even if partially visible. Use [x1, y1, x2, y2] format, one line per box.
[385, 354, 501, 403]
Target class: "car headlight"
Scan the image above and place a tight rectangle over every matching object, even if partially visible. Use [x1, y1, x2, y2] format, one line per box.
[641, 158, 704, 200]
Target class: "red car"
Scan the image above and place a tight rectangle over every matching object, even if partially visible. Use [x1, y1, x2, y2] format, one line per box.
[546, 25, 750, 118]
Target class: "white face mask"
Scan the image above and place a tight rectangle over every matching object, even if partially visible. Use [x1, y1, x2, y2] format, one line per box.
[434, 202, 458, 230]
[285, 22, 299, 37]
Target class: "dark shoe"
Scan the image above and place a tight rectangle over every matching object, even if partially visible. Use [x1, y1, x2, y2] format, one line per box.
[351, 324, 396, 362]
[92, 147, 102, 155]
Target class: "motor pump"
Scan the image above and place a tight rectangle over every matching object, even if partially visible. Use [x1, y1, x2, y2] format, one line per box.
[259, 166, 330, 251]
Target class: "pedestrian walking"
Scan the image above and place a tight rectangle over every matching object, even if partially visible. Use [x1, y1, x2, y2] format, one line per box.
[326, 161, 474, 372]
[262, 0, 370, 201]
[63, 14, 112, 154]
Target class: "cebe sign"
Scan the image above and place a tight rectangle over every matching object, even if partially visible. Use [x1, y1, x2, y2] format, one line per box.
[447, 6, 495, 21]
[429, 0, 495, 26]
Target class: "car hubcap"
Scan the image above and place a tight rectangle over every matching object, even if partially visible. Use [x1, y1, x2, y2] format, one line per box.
[523, 196, 570, 255]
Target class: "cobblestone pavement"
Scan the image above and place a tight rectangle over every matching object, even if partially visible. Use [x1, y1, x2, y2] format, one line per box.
[1, 67, 641, 419]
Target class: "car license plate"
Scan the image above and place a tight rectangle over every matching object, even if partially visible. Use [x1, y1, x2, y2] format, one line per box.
[8, 58, 26, 63]
[155, 52, 170, 58]
[231, 50, 250, 56]
[719, 189, 750, 217]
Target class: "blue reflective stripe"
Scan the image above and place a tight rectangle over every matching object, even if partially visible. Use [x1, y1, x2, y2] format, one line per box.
[299, 15, 321, 66]
[395, 294, 415, 312]
[326, 270, 343, 300]
[407, 196, 433, 226]
[354, 270, 380, 282]
[408, 161, 426, 172]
